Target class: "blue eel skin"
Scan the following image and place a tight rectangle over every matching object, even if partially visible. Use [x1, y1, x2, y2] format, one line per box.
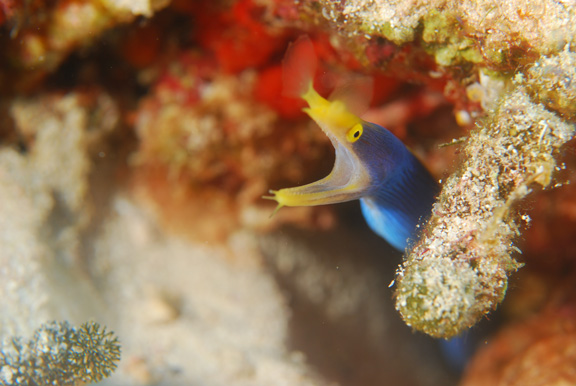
[351, 122, 440, 250]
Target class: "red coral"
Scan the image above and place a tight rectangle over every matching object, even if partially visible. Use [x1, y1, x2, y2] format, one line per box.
[254, 64, 306, 120]
[194, 0, 287, 74]
[0, 0, 19, 27]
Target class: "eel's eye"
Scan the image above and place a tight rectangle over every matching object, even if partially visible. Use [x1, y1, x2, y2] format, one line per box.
[346, 123, 363, 143]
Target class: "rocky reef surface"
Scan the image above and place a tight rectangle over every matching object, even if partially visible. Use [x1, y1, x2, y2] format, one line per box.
[0, 0, 575, 385]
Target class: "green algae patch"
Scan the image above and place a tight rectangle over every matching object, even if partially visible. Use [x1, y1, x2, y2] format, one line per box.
[422, 10, 458, 44]
[369, 21, 416, 46]
[422, 11, 483, 66]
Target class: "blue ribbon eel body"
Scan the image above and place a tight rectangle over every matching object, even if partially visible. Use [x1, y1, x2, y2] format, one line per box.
[265, 37, 440, 250]
[265, 79, 440, 251]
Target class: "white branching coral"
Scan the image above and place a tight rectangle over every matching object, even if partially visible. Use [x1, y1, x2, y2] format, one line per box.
[395, 49, 576, 339]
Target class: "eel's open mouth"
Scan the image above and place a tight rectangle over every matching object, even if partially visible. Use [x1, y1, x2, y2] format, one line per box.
[264, 65, 372, 214]
[265, 133, 371, 211]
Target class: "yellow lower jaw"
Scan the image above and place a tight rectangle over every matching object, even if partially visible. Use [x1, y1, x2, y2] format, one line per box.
[263, 163, 371, 215]
[265, 185, 355, 208]
[263, 181, 367, 217]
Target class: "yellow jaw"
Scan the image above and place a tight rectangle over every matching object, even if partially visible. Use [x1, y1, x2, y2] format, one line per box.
[264, 82, 371, 214]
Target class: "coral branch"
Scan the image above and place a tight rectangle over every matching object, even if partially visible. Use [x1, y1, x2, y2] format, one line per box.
[0, 321, 121, 385]
[395, 49, 576, 339]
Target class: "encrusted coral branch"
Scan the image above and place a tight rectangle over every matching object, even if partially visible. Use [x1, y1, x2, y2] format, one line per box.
[394, 49, 576, 339]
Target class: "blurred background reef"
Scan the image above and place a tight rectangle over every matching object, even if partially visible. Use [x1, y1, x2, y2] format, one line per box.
[0, 0, 575, 385]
